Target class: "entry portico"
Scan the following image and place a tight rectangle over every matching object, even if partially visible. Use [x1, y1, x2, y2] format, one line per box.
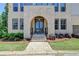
[24, 6, 55, 38]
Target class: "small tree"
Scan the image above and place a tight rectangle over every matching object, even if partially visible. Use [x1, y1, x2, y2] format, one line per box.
[1, 3, 8, 33]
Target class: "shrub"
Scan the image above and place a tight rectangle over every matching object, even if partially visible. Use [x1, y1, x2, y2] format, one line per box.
[8, 33, 16, 41]
[58, 34, 64, 38]
[71, 34, 79, 38]
[47, 35, 56, 40]
[71, 34, 75, 37]
[0, 31, 6, 38]
[1, 32, 24, 41]
[2, 33, 9, 38]
[64, 34, 71, 38]
[55, 33, 59, 38]
[0, 32, 3, 38]
[8, 33, 24, 41]
[1, 33, 10, 41]
[15, 32, 24, 39]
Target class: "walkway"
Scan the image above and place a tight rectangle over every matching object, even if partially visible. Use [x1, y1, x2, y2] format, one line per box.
[25, 42, 56, 55]
[26, 34, 56, 55]
[31, 34, 47, 41]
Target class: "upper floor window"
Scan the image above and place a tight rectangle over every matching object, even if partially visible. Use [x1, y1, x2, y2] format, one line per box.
[13, 3, 18, 12]
[35, 3, 43, 6]
[54, 3, 59, 12]
[55, 18, 59, 30]
[12, 18, 18, 29]
[24, 3, 54, 6]
[34, 3, 52, 6]
[24, 3, 33, 6]
[20, 18, 24, 30]
[20, 3, 24, 12]
[60, 3, 66, 12]
[61, 19, 66, 30]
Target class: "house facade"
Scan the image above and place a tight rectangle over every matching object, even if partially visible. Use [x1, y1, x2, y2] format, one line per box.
[8, 3, 79, 38]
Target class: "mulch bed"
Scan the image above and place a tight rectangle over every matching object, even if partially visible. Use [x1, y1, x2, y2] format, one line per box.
[47, 38, 71, 42]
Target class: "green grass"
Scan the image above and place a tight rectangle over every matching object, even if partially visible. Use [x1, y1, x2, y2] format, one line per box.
[49, 38, 79, 50]
[0, 42, 27, 51]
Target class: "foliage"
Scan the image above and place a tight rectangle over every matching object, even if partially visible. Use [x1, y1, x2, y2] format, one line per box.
[1, 32, 24, 41]
[0, 3, 8, 36]
[2, 33, 9, 38]
[1, 3, 8, 28]
[15, 32, 24, 39]
[0, 4, 24, 41]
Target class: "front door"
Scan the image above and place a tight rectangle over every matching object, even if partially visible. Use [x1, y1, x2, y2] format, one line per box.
[35, 18, 44, 34]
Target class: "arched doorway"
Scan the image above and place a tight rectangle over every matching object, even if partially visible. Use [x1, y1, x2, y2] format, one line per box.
[31, 16, 48, 36]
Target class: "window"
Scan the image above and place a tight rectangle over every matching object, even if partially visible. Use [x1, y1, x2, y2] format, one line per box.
[20, 18, 24, 30]
[20, 3, 24, 12]
[60, 3, 66, 12]
[12, 18, 18, 29]
[35, 3, 50, 6]
[13, 3, 18, 12]
[24, 3, 33, 6]
[54, 3, 59, 12]
[24, 3, 55, 6]
[35, 3, 43, 6]
[61, 19, 66, 29]
[55, 19, 59, 30]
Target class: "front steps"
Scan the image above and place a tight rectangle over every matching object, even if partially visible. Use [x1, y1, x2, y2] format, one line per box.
[31, 34, 47, 42]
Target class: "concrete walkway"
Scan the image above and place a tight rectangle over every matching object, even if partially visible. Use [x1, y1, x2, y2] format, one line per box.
[31, 34, 47, 42]
[25, 42, 57, 55]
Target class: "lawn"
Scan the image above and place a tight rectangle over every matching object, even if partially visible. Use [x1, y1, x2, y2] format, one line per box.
[49, 38, 79, 50]
[0, 41, 28, 51]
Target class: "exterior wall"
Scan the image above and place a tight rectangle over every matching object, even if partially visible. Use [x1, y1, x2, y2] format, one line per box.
[71, 3, 79, 25]
[8, 3, 24, 33]
[72, 16, 79, 25]
[8, 3, 79, 38]
[55, 4, 72, 35]
[23, 4, 73, 38]
[71, 4, 79, 34]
